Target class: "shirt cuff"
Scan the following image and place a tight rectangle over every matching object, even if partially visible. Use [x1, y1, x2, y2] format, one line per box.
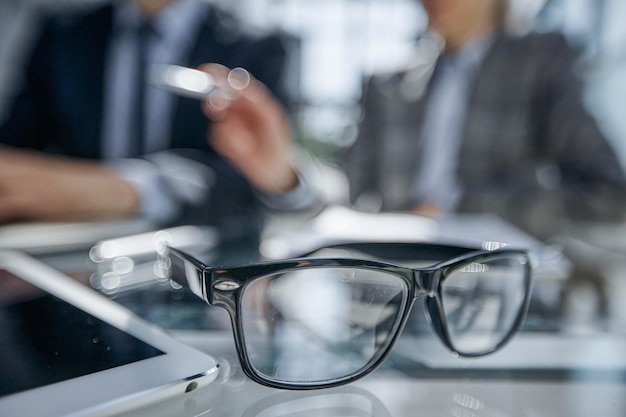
[254, 170, 319, 211]
[108, 158, 180, 225]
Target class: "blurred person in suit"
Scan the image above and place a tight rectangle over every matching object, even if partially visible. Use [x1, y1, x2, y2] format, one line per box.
[0, 0, 319, 240]
[343, 0, 626, 241]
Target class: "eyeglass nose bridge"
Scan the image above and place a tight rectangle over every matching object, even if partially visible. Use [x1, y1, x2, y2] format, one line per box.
[414, 267, 442, 299]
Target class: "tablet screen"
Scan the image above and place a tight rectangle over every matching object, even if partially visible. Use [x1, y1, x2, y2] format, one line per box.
[0, 269, 163, 397]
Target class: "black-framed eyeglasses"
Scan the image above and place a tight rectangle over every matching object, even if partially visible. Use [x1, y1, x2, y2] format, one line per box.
[166, 242, 534, 390]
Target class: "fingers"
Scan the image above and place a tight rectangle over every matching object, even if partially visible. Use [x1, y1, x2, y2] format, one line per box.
[199, 64, 249, 118]
[199, 64, 283, 124]
[199, 63, 286, 156]
[196, 63, 298, 193]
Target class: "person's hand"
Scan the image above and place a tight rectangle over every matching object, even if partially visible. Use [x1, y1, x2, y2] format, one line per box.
[199, 64, 299, 194]
[411, 202, 442, 219]
[0, 146, 139, 223]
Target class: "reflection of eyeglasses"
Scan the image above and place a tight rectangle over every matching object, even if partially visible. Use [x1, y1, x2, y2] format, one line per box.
[241, 385, 392, 417]
[167, 242, 534, 390]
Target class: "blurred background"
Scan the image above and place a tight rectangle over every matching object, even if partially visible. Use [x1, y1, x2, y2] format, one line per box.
[1, 0, 624, 168]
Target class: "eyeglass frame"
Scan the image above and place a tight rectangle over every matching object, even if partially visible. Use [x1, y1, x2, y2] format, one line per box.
[166, 241, 535, 390]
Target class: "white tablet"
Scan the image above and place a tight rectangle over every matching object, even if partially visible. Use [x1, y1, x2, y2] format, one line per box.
[0, 250, 219, 417]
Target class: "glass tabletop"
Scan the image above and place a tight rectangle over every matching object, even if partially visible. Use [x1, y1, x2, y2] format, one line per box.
[32, 216, 626, 417]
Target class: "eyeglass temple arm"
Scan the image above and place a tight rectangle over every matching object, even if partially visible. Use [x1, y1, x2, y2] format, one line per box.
[166, 246, 209, 301]
[301, 242, 480, 261]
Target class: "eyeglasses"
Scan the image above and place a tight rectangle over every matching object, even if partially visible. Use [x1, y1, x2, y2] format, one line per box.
[166, 242, 534, 390]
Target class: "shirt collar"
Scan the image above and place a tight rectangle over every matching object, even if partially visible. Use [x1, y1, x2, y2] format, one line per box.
[114, 0, 209, 41]
[152, 0, 209, 47]
[442, 30, 498, 72]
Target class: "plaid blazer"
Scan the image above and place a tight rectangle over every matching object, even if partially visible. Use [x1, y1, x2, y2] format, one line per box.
[344, 30, 626, 239]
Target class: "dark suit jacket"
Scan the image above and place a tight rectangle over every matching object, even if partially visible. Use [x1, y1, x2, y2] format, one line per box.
[344, 30, 626, 240]
[0, 2, 293, 239]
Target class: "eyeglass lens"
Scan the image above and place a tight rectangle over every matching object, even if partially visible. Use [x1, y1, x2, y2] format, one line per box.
[240, 267, 409, 385]
[238, 252, 528, 385]
[440, 253, 529, 354]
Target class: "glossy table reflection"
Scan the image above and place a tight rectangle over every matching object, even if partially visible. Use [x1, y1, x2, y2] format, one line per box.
[29, 213, 626, 417]
[116, 325, 626, 417]
[93, 263, 626, 416]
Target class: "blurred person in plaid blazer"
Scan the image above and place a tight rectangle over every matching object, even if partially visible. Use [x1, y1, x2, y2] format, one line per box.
[344, 0, 626, 241]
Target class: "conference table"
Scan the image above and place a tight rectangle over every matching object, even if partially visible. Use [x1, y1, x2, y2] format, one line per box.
[7, 206, 626, 417]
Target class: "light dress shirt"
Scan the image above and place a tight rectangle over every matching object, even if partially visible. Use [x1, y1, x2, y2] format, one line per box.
[102, 0, 208, 223]
[412, 32, 496, 212]
[101, 0, 315, 224]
